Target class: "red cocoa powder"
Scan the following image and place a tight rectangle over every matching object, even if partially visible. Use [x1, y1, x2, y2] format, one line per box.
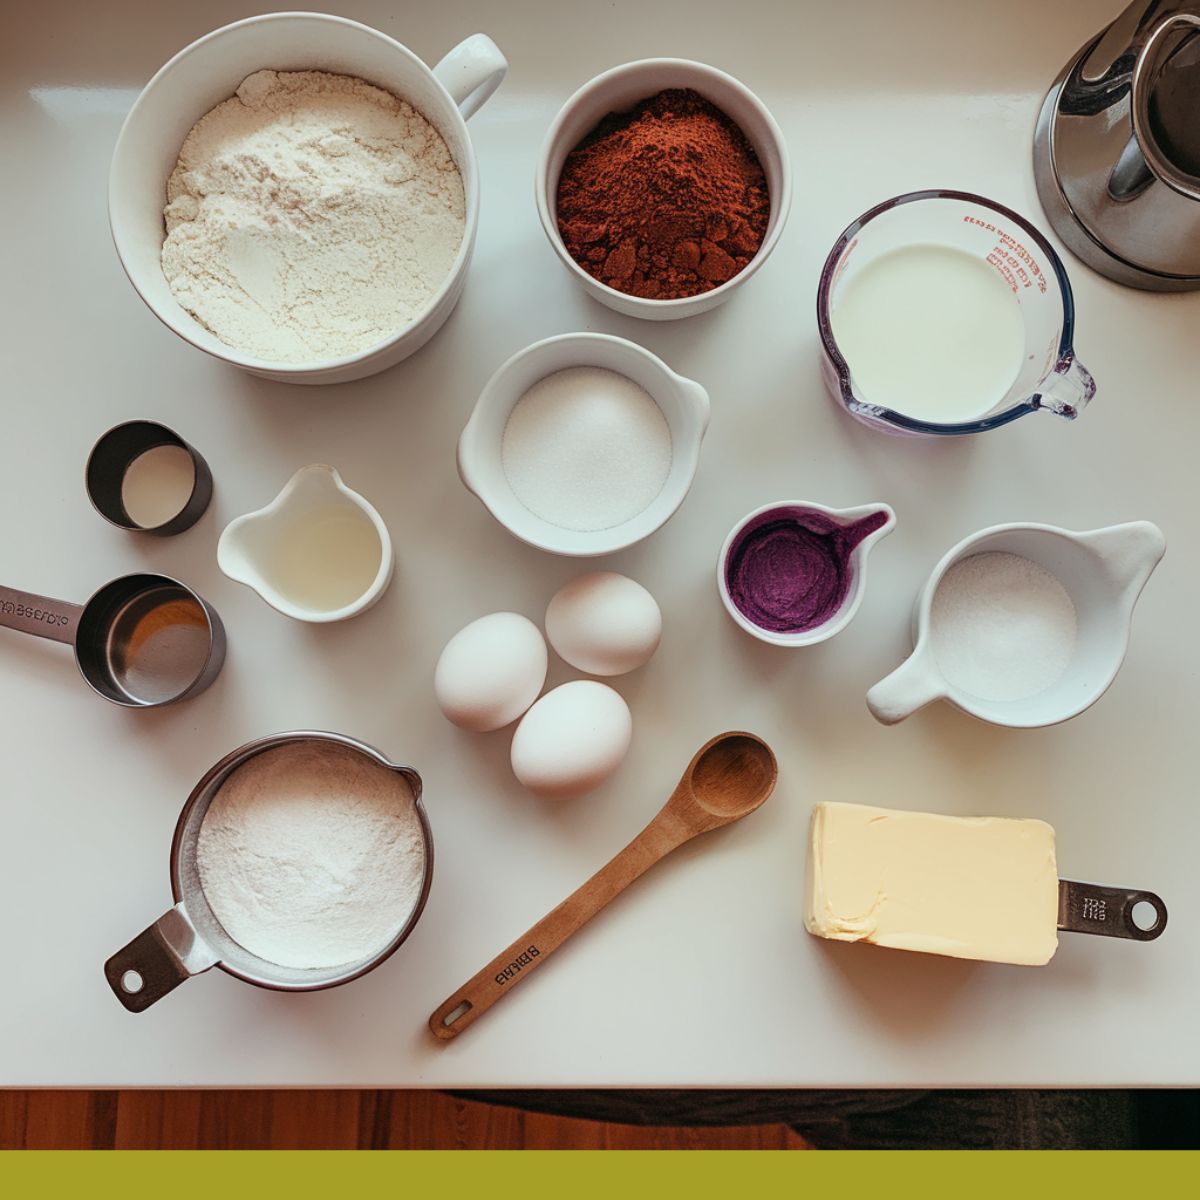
[555, 88, 771, 300]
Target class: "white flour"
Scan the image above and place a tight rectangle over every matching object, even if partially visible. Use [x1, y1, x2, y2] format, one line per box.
[931, 551, 1077, 702]
[162, 70, 465, 362]
[501, 367, 673, 531]
[196, 742, 426, 970]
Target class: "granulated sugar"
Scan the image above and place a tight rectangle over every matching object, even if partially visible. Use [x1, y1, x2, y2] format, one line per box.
[931, 551, 1077, 702]
[196, 742, 425, 970]
[500, 367, 672, 531]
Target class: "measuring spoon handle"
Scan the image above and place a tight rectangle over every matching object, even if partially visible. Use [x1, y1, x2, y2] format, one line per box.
[1057, 879, 1168, 941]
[104, 903, 220, 1013]
[430, 814, 693, 1040]
[0, 584, 81, 645]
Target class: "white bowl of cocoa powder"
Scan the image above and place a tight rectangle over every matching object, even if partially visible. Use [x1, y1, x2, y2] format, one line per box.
[536, 58, 792, 321]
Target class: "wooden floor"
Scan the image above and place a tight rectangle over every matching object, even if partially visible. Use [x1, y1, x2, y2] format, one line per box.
[0, 1091, 810, 1150]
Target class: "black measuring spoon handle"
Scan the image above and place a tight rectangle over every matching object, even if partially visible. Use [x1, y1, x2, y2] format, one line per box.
[1058, 879, 1168, 941]
[0, 583, 81, 645]
[104, 904, 220, 1013]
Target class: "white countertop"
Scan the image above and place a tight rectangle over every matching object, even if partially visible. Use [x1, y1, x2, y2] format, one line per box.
[3, 0, 1197, 1087]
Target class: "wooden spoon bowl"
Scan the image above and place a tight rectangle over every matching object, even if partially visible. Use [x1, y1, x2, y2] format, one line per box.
[679, 732, 778, 824]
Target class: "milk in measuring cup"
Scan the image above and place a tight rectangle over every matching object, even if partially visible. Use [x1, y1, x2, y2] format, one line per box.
[832, 244, 1025, 425]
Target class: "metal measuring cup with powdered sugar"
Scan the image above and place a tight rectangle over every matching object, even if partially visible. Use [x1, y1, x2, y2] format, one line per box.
[104, 731, 433, 1011]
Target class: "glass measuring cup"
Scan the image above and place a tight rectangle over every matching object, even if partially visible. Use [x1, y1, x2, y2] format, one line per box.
[817, 190, 1096, 436]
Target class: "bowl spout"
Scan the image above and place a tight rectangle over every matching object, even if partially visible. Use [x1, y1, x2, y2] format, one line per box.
[1076, 521, 1166, 605]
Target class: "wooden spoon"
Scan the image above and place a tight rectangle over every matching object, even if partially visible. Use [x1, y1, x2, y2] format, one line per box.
[429, 731, 778, 1040]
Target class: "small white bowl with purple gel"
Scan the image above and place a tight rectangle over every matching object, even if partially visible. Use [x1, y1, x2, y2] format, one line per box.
[718, 501, 895, 647]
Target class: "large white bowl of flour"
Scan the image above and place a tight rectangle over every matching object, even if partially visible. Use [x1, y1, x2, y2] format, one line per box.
[109, 13, 506, 384]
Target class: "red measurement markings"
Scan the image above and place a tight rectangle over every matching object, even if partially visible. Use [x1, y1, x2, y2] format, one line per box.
[964, 214, 1049, 294]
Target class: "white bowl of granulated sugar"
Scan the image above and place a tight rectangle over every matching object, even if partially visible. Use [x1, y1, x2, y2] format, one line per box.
[458, 333, 711, 556]
[109, 13, 506, 385]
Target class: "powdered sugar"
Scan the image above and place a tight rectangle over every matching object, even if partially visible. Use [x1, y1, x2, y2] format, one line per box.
[161, 69, 465, 362]
[196, 741, 426, 970]
[501, 367, 673, 531]
[931, 551, 1077, 702]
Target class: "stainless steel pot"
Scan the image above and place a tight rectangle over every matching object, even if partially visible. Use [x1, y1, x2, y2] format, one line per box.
[104, 731, 433, 1012]
[1034, 1, 1200, 289]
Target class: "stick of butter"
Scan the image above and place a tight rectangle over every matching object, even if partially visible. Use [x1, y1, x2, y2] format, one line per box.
[804, 802, 1059, 966]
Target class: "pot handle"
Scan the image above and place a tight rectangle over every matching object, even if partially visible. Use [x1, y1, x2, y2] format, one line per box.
[433, 34, 508, 121]
[104, 903, 219, 1013]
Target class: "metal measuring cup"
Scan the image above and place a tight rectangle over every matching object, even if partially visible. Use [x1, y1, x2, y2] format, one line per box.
[104, 731, 434, 1012]
[86, 420, 213, 536]
[0, 573, 224, 707]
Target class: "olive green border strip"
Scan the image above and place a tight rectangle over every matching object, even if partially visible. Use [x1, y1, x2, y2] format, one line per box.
[0, 1148, 1195, 1196]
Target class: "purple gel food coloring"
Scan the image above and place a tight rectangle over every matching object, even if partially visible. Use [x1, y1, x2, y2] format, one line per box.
[724, 506, 890, 634]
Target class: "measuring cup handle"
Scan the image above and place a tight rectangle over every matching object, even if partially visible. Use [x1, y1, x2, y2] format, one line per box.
[104, 903, 219, 1013]
[866, 649, 945, 725]
[1057, 880, 1168, 942]
[0, 584, 81, 645]
[1036, 356, 1096, 420]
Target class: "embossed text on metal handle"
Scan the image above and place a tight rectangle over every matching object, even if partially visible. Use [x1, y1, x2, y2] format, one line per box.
[1058, 879, 1168, 941]
[0, 583, 81, 645]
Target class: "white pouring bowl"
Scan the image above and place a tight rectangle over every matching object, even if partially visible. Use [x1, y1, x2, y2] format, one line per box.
[866, 521, 1166, 729]
[536, 58, 792, 320]
[109, 13, 507, 385]
[458, 333, 710, 556]
[217, 465, 394, 623]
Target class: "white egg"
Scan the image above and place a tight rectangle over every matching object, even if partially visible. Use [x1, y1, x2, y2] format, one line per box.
[511, 680, 632, 799]
[545, 571, 662, 676]
[434, 612, 547, 732]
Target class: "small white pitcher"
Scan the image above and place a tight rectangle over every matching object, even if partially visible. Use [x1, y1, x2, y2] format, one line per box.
[866, 521, 1165, 728]
[218, 465, 394, 623]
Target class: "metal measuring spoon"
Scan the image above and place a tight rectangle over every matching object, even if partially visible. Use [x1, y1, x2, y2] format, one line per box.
[0, 574, 224, 707]
[429, 731, 778, 1040]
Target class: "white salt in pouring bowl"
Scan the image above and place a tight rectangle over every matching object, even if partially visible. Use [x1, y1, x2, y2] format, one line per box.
[458, 333, 710, 556]
[103, 732, 433, 1012]
[109, 13, 506, 384]
[866, 521, 1165, 729]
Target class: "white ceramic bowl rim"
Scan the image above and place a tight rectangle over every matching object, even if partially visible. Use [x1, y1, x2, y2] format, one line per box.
[536, 57, 793, 310]
[718, 499, 897, 647]
[109, 11, 485, 375]
[459, 332, 709, 556]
